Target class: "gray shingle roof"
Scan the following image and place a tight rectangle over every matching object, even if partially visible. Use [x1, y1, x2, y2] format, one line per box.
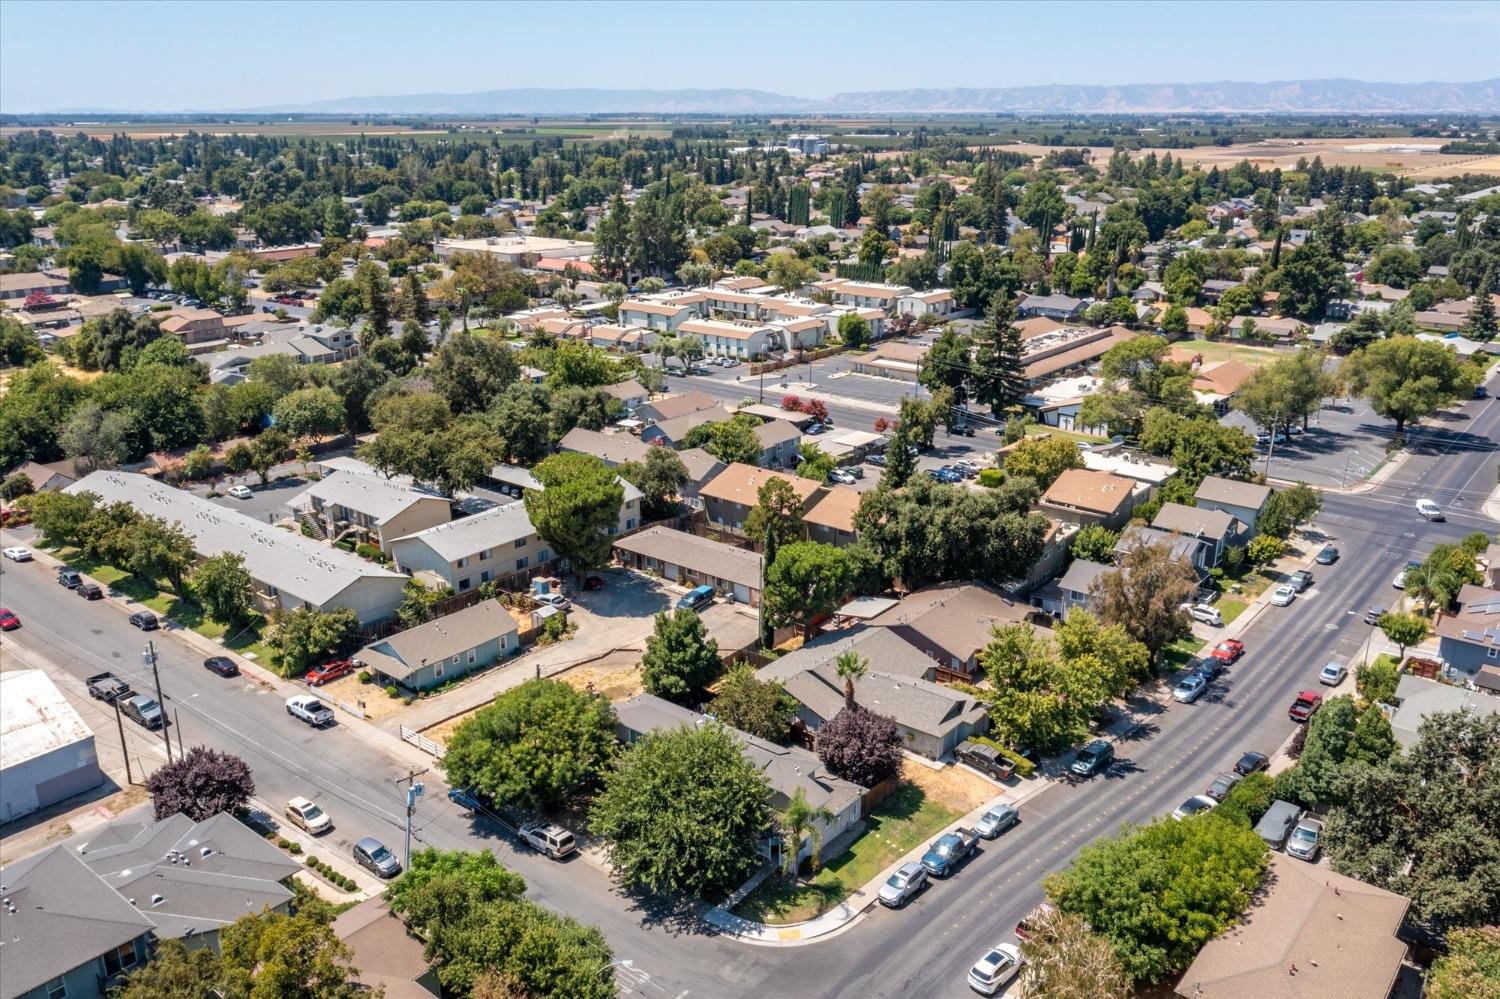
[1194, 475, 1272, 511]
[558, 427, 651, 466]
[288, 470, 449, 525]
[393, 500, 534, 562]
[757, 627, 934, 685]
[612, 526, 762, 590]
[359, 599, 519, 681]
[779, 667, 987, 740]
[1151, 501, 1239, 539]
[1058, 559, 1113, 596]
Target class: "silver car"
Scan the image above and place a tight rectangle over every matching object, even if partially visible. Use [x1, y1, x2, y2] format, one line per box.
[1286, 818, 1324, 861]
[974, 804, 1019, 839]
[877, 861, 927, 908]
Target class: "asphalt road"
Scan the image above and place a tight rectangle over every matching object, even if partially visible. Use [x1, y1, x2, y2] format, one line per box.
[2, 369, 1494, 998]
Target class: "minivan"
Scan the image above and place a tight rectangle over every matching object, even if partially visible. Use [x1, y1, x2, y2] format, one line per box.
[676, 584, 715, 612]
[121, 694, 164, 730]
[1070, 740, 1114, 778]
[1255, 799, 1305, 850]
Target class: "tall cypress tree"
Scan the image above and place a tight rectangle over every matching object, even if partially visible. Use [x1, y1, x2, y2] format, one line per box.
[968, 296, 1029, 416]
[1462, 270, 1498, 342]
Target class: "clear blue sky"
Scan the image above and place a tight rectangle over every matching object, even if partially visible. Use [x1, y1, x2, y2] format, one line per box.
[2, 0, 1497, 113]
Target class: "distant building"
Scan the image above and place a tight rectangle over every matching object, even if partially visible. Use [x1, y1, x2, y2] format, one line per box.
[0, 670, 105, 824]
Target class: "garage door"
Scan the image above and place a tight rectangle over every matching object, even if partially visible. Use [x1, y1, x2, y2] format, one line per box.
[733, 583, 751, 603]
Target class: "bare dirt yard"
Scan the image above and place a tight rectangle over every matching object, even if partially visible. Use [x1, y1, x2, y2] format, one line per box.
[900, 758, 997, 813]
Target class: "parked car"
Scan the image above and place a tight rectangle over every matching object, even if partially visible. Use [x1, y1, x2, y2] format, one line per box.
[920, 827, 979, 878]
[1415, 498, 1444, 521]
[1172, 794, 1218, 820]
[1206, 772, 1242, 802]
[1193, 659, 1225, 683]
[227, 485, 253, 500]
[1289, 690, 1323, 722]
[1233, 751, 1269, 776]
[353, 837, 402, 878]
[966, 942, 1023, 996]
[1270, 584, 1296, 607]
[1255, 800, 1305, 850]
[0, 607, 19, 630]
[2, 546, 31, 562]
[804, 422, 825, 435]
[1363, 605, 1385, 625]
[675, 584, 715, 612]
[203, 656, 239, 677]
[1288, 569, 1313, 592]
[533, 592, 571, 611]
[954, 460, 982, 477]
[286, 695, 336, 727]
[285, 796, 333, 835]
[56, 567, 82, 588]
[121, 694, 164, 730]
[76, 582, 104, 600]
[866, 453, 887, 467]
[877, 861, 928, 908]
[1318, 661, 1348, 686]
[1173, 673, 1208, 703]
[519, 822, 577, 859]
[955, 740, 1013, 780]
[973, 805, 1019, 839]
[1210, 639, 1244, 663]
[829, 468, 858, 485]
[1070, 740, 1114, 778]
[1286, 817, 1324, 861]
[128, 611, 159, 631]
[87, 672, 131, 702]
[1315, 545, 1339, 565]
[1183, 603, 1223, 626]
[304, 659, 357, 686]
[1393, 560, 1421, 589]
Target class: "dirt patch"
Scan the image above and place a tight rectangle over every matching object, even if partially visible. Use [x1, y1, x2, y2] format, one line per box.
[557, 650, 646, 702]
[422, 708, 480, 749]
[900, 759, 996, 813]
[316, 674, 409, 722]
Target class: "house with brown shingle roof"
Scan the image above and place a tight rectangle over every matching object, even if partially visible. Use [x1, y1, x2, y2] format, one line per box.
[636, 390, 718, 424]
[700, 463, 823, 532]
[802, 485, 862, 547]
[1039, 468, 1139, 529]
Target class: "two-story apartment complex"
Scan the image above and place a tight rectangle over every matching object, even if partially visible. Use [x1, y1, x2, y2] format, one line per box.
[700, 463, 823, 533]
[288, 471, 452, 554]
[676, 317, 781, 360]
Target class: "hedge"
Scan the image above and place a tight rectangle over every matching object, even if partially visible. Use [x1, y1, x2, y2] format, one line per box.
[969, 734, 1037, 779]
[305, 856, 357, 892]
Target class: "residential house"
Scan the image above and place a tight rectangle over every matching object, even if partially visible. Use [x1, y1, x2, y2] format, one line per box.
[849, 340, 926, 381]
[1114, 524, 1205, 574]
[558, 427, 651, 466]
[864, 582, 1031, 682]
[699, 463, 823, 533]
[1387, 673, 1500, 749]
[332, 898, 440, 999]
[6, 458, 78, 493]
[752, 419, 802, 468]
[1435, 584, 1500, 676]
[66, 472, 406, 623]
[676, 317, 780, 359]
[586, 323, 652, 352]
[636, 390, 717, 424]
[1485, 542, 1500, 589]
[600, 378, 649, 412]
[1199, 278, 1242, 304]
[802, 485, 862, 548]
[1017, 292, 1085, 321]
[160, 308, 233, 346]
[357, 598, 521, 691]
[0, 670, 105, 824]
[1150, 502, 1242, 571]
[1039, 468, 1138, 530]
[1032, 558, 1114, 617]
[612, 526, 763, 605]
[640, 404, 734, 448]
[536, 315, 590, 340]
[613, 694, 864, 869]
[1173, 854, 1408, 999]
[896, 288, 957, 318]
[288, 471, 452, 554]
[391, 501, 553, 592]
[617, 296, 702, 331]
[825, 305, 887, 340]
[758, 296, 832, 323]
[0, 270, 72, 300]
[676, 448, 726, 506]
[826, 280, 913, 313]
[1194, 476, 1271, 537]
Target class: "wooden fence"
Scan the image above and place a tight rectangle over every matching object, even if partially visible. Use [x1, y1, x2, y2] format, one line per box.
[400, 725, 446, 759]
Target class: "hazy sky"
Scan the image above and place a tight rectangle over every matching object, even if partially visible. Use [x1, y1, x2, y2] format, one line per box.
[2, 0, 1497, 113]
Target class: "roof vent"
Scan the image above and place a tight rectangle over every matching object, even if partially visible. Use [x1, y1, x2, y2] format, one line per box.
[150, 894, 165, 907]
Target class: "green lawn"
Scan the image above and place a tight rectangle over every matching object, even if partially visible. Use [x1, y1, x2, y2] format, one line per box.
[1023, 423, 1108, 445]
[1162, 633, 1207, 671]
[1171, 338, 1282, 367]
[1215, 596, 1249, 625]
[729, 783, 962, 925]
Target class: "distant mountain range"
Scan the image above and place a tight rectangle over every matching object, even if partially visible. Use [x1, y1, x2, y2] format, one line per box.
[235, 79, 1500, 116]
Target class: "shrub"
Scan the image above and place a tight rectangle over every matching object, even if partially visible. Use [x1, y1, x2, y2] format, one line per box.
[978, 468, 1004, 488]
[355, 543, 382, 560]
[1216, 772, 1274, 826]
[287, 842, 302, 855]
[357, 669, 371, 683]
[970, 734, 1037, 778]
[277, 837, 293, 850]
[385, 684, 400, 698]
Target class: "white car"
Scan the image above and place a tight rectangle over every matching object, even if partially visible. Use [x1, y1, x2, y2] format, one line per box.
[2, 546, 32, 562]
[1270, 584, 1297, 607]
[1318, 661, 1347, 686]
[284, 796, 333, 835]
[1172, 795, 1219, 820]
[829, 468, 858, 485]
[1415, 498, 1444, 521]
[227, 485, 253, 500]
[967, 941, 1023, 995]
[1173, 674, 1208, 703]
[1181, 602, 1223, 626]
[534, 592, 571, 611]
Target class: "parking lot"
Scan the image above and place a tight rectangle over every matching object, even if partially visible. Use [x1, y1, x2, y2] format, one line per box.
[1222, 401, 1393, 489]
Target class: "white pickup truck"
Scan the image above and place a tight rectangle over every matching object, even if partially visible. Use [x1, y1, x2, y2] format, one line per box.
[285, 695, 336, 728]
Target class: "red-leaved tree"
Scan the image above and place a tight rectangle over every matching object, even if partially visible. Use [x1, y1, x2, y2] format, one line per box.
[815, 707, 903, 787]
[146, 746, 256, 821]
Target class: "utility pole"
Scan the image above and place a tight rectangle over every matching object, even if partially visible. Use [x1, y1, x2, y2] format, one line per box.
[394, 768, 428, 870]
[143, 642, 172, 763]
[111, 696, 133, 785]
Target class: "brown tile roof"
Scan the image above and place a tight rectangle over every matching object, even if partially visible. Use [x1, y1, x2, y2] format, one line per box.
[1041, 468, 1135, 515]
[642, 391, 718, 422]
[621, 298, 698, 317]
[699, 463, 822, 507]
[802, 485, 862, 533]
[866, 581, 1029, 662]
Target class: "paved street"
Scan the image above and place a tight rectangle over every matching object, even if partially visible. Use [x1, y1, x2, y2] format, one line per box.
[2, 365, 1495, 998]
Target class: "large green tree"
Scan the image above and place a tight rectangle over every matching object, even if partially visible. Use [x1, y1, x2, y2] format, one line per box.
[1003, 434, 1083, 489]
[1342, 336, 1478, 437]
[191, 552, 255, 627]
[710, 664, 798, 743]
[968, 296, 1028, 415]
[1090, 543, 1197, 658]
[640, 609, 721, 703]
[1017, 907, 1132, 999]
[763, 541, 854, 638]
[524, 452, 624, 580]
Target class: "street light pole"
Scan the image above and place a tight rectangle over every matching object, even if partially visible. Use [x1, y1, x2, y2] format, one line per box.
[143, 641, 172, 763]
[395, 768, 428, 870]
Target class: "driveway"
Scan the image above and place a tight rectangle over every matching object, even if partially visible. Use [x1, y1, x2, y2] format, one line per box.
[1223, 401, 1392, 488]
[190, 475, 311, 525]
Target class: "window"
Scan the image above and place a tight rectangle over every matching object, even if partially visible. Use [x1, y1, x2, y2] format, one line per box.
[537, 550, 550, 562]
[456, 556, 469, 568]
[626, 519, 637, 530]
[480, 570, 492, 583]
[480, 548, 493, 560]
[451, 654, 461, 665]
[458, 578, 470, 591]
[467, 649, 477, 664]
[45, 978, 66, 999]
[102, 941, 138, 976]
[433, 660, 444, 679]
[1489, 647, 1499, 660]
[514, 538, 526, 549]
[516, 557, 529, 571]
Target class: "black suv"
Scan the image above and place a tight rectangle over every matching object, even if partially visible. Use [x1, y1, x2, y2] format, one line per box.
[128, 611, 159, 631]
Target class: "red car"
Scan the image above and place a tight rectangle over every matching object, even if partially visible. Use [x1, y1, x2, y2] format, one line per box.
[0, 607, 19, 630]
[1210, 639, 1245, 664]
[1289, 690, 1323, 723]
[583, 575, 606, 591]
[305, 659, 357, 686]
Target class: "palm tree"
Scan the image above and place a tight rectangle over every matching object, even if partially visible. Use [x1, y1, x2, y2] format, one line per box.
[1404, 561, 1459, 614]
[780, 787, 835, 879]
[835, 651, 868, 711]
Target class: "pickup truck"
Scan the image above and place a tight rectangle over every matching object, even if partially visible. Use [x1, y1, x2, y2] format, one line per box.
[285, 695, 336, 728]
[920, 827, 979, 878]
[87, 672, 132, 702]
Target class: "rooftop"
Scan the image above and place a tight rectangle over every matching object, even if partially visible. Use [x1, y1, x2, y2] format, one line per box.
[1041, 468, 1136, 515]
[393, 500, 534, 562]
[1195, 475, 1272, 511]
[612, 526, 762, 591]
[699, 463, 823, 508]
[289, 470, 449, 526]
[559, 427, 652, 466]
[1151, 501, 1239, 538]
[0, 670, 93, 772]
[360, 599, 520, 682]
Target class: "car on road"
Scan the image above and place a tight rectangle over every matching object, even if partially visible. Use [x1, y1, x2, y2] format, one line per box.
[1183, 603, 1223, 626]
[304, 659, 357, 686]
[533, 592, 571, 611]
[1210, 639, 1244, 663]
[877, 861, 928, 908]
[0, 607, 19, 630]
[804, 422, 825, 435]
[1070, 739, 1114, 778]
[1270, 584, 1297, 607]
[1172, 794, 1218, 820]
[286, 695, 336, 727]
[353, 837, 402, 878]
[121, 694, 164, 730]
[1476, 384, 1490, 399]
[1193, 659, 1226, 682]
[1288, 569, 1313, 592]
[966, 942, 1023, 996]
[1206, 772, 1242, 802]
[829, 468, 858, 485]
[1415, 498, 1444, 521]
[519, 821, 577, 859]
[2, 546, 31, 562]
[227, 485, 254, 500]
[920, 827, 979, 878]
[675, 584, 714, 612]
[1234, 751, 1269, 776]
[974, 804, 1019, 839]
[1289, 690, 1323, 722]
[203, 656, 239, 677]
[128, 611, 159, 631]
[1014, 902, 1056, 941]
[76, 581, 104, 600]
[56, 567, 82, 588]
[1393, 560, 1421, 589]
[1286, 817, 1324, 861]
[285, 796, 333, 835]
[582, 575, 606, 591]
[1318, 661, 1348, 686]
[1173, 673, 1208, 703]
[1363, 605, 1386, 625]
[1315, 545, 1339, 565]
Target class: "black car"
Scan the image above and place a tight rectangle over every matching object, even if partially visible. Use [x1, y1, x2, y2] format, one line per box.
[203, 656, 240, 678]
[76, 582, 104, 600]
[128, 611, 159, 631]
[1233, 751, 1269, 776]
[1315, 545, 1339, 565]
